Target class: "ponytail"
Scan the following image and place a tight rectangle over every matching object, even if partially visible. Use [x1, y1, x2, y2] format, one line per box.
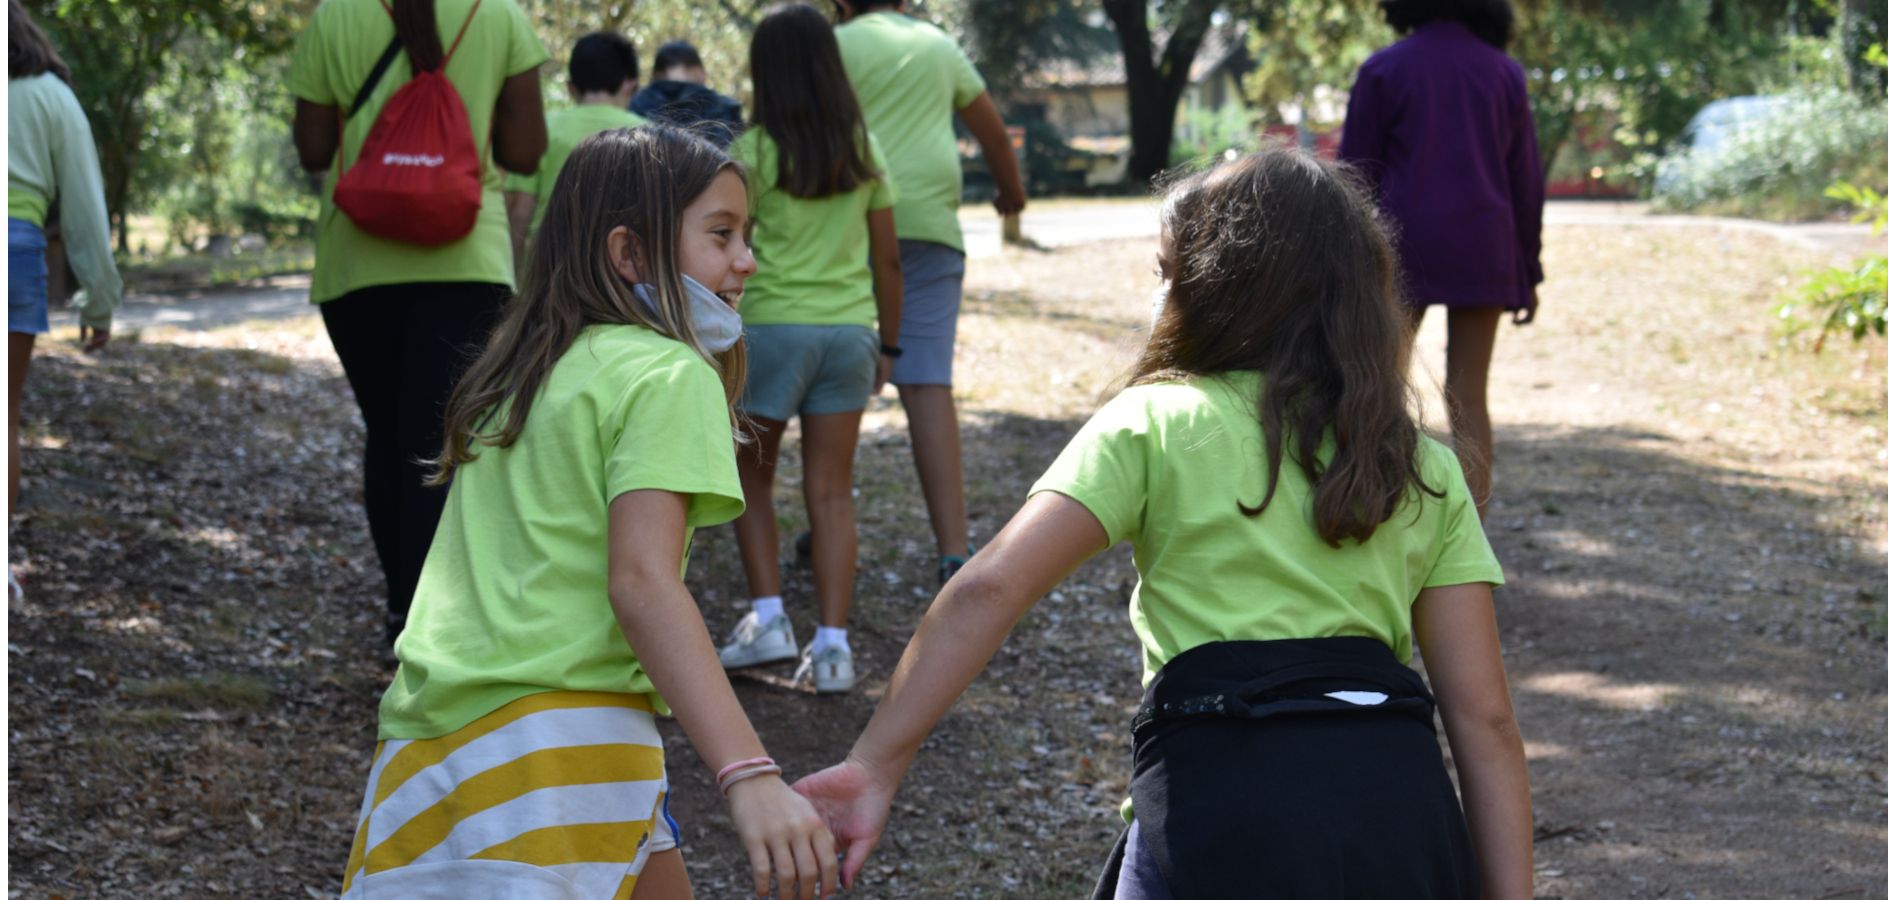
[392, 0, 445, 72]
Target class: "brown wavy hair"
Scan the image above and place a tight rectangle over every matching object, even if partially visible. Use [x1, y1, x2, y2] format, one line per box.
[9, 0, 70, 82]
[1134, 149, 1440, 546]
[429, 126, 748, 483]
[749, 3, 878, 199]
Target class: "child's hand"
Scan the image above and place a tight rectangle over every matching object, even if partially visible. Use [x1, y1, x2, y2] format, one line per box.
[726, 773, 840, 899]
[873, 355, 893, 395]
[792, 758, 898, 890]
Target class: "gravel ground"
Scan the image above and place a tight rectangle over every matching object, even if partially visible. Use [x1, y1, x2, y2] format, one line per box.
[7, 221, 1884, 898]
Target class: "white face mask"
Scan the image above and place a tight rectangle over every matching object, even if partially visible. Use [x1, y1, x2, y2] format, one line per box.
[632, 274, 744, 354]
[1149, 281, 1170, 330]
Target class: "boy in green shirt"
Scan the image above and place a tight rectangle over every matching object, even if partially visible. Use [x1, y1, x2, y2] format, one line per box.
[504, 31, 646, 264]
[833, 0, 1027, 583]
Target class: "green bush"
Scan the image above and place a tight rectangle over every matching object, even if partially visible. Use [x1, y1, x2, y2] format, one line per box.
[1651, 88, 1888, 221]
[1777, 181, 1888, 349]
[1170, 104, 1263, 170]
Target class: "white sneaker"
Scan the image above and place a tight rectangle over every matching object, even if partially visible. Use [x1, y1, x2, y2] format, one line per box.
[795, 644, 857, 694]
[718, 611, 799, 669]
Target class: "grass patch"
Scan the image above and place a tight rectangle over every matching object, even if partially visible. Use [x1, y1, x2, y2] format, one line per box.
[120, 673, 271, 710]
[99, 708, 187, 729]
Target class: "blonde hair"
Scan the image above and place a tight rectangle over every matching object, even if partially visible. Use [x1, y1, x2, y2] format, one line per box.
[430, 125, 748, 483]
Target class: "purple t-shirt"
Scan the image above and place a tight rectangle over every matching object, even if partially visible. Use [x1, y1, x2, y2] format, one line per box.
[1339, 21, 1544, 310]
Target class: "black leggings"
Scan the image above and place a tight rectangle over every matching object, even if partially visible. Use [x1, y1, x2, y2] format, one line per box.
[321, 282, 506, 633]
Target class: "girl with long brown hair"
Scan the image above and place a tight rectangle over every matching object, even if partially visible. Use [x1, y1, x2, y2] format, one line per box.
[795, 149, 1533, 898]
[9, 0, 121, 600]
[716, 2, 902, 694]
[340, 126, 837, 900]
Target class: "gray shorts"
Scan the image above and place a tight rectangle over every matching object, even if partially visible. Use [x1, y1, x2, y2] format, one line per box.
[740, 323, 878, 421]
[889, 239, 966, 387]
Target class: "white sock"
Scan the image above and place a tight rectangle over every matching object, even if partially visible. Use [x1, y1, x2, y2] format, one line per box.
[811, 626, 849, 654]
[751, 596, 784, 624]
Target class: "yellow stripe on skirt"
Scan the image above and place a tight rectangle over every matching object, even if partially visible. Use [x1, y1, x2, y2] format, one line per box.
[340, 691, 674, 899]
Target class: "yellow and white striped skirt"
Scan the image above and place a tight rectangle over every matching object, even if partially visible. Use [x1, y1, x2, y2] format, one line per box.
[341, 691, 676, 899]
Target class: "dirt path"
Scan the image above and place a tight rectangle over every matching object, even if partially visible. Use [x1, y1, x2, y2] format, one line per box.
[8, 221, 1885, 897]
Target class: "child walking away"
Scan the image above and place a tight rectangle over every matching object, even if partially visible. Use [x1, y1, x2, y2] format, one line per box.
[795, 150, 1534, 899]
[340, 126, 837, 900]
[833, 0, 1027, 584]
[503, 30, 647, 266]
[1339, 0, 1544, 520]
[718, 3, 901, 695]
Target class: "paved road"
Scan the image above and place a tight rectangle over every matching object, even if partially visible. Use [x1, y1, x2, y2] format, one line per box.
[52, 201, 1882, 334]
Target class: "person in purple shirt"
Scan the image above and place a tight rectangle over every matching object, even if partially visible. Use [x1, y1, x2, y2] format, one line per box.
[1340, 0, 1543, 520]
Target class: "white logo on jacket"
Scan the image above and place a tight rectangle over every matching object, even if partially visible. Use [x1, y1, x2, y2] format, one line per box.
[381, 152, 446, 167]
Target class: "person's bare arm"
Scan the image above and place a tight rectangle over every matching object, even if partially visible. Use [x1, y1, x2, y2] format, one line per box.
[794, 492, 1109, 885]
[292, 99, 342, 172]
[1413, 582, 1533, 899]
[504, 191, 537, 271]
[491, 67, 547, 175]
[866, 207, 902, 394]
[956, 92, 1026, 216]
[608, 490, 837, 899]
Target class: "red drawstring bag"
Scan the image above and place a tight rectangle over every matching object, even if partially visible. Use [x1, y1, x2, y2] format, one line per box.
[334, 0, 486, 246]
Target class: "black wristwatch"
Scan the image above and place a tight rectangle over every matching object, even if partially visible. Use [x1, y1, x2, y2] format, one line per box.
[880, 343, 904, 358]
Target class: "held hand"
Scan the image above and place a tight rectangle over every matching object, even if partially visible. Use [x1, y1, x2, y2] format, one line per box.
[792, 758, 898, 890]
[79, 325, 111, 352]
[993, 188, 1027, 217]
[1512, 288, 1539, 326]
[873, 355, 893, 396]
[726, 774, 839, 899]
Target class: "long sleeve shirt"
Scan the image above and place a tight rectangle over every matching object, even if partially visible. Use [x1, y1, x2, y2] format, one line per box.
[8, 73, 123, 329]
[1339, 22, 1544, 310]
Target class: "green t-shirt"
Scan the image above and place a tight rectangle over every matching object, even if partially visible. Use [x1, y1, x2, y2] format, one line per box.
[835, 11, 985, 252]
[503, 103, 646, 233]
[378, 325, 745, 740]
[729, 126, 897, 327]
[286, 0, 548, 303]
[1031, 372, 1504, 685]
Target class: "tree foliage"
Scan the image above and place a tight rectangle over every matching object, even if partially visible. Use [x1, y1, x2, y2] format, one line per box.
[30, 0, 301, 251]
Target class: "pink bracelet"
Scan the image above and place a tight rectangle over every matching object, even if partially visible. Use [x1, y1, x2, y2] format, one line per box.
[718, 764, 783, 796]
[716, 756, 777, 783]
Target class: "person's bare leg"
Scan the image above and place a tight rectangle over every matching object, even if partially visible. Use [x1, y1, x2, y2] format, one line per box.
[895, 383, 969, 557]
[800, 410, 864, 629]
[630, 849, 694, 900]
[1444, 307, 1503, 519]
[9, 332, 36, 521]
[730, 417, 788, 600]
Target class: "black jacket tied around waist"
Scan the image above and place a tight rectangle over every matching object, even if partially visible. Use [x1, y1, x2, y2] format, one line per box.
[1094, 636, 1479, 900]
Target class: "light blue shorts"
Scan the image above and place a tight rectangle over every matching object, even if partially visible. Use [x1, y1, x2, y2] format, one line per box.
[889, 239, 966, 387]
[740, 323, 878, 421]
[8, 218, 50, 335]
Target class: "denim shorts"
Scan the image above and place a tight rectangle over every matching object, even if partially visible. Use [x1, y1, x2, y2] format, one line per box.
[8, 218, 50, 335]
[888, 239, 966, 387]
[740, 323, 878, 421]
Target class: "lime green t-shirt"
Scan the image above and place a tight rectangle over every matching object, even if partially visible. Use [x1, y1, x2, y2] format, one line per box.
[286, 0, 548, 303]
[503, 103, 646, 233]
[1030, 372, 1504, 685]
[835, 11, 985, 252]
[378, 325, 745, 740]
[729, 126, 897, 327]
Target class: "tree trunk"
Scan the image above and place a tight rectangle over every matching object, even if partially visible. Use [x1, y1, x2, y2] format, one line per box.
[1102, 0, 1220, 184]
